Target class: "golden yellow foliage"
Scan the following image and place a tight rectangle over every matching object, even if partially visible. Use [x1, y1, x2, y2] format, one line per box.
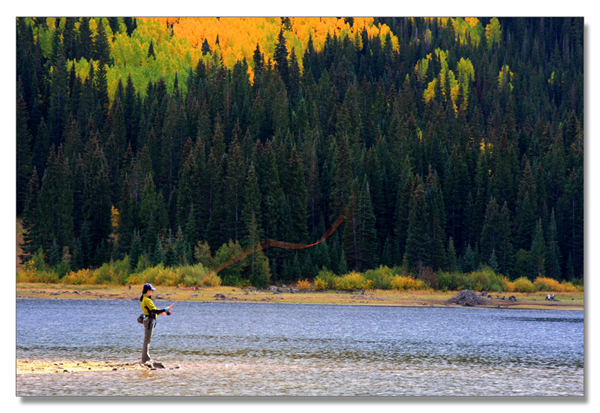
[296, 279, 312, 290]
[111, 205, 119, 229]
[142, 17, 399, 82]
[498, 64, 514, 92]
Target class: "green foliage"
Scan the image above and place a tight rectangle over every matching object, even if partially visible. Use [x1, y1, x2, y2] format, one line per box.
[437, 266, 509, 292]
[363, 266, 399, 290]
[214, 240, 246, 286]
[314, 268, 337, 290]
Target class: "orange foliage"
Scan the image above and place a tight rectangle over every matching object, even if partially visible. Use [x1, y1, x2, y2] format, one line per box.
[140, 17, 399, 82]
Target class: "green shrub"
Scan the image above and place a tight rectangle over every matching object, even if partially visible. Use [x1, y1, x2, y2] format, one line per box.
[437, 271, 472, 291]
[363, 266, 397, 289]
[468, 266, 508, 292]
[314, 269, 337, 290]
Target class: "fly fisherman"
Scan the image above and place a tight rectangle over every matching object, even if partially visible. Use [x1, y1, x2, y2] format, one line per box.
[140, 283, 174, 365]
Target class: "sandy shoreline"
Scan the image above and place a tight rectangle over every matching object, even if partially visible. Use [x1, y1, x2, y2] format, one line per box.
[16, 359, 166, 375]
[16, 283, 583, 311]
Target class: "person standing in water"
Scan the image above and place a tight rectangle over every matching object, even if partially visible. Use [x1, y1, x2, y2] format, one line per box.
[140, 283, 174, 364]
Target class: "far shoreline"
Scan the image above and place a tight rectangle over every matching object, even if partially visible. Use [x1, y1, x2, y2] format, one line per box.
[16, 283, 584, 311]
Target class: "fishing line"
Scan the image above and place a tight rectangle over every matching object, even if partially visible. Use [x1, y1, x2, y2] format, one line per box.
[169, 207, 349, 307]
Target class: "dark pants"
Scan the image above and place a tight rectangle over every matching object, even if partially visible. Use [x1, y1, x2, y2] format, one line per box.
[142, 318, 154, 362]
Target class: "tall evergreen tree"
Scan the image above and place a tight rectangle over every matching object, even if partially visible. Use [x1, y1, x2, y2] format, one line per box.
[93, 18, 111, 64]
[546, 208, 562, 280]
[20, 169, 41, 263]
[273, 27, 289, 88]
[426, 168, 447, 271]
[82, 136, 112, 267]
[404, 178, 431, 272]
[444, 145, 469, 251]
[285, 147, 309, 243]
[17, 94, 33, 215]
[37, 146, 74, 258]
[530, 219, 546, 278]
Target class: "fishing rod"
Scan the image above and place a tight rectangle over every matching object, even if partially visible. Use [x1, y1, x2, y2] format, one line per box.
[168, 207, 349, 308]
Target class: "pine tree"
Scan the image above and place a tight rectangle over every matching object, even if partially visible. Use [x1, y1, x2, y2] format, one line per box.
[489, 248, 499, 273]
[32, 118, 51, 177]
[514, 193, 536, 252]
[497, 202, 514, 276]
[394, 156, 414, 261]
[285, 147, 309, 243]
[530, 219, 546, 278]
[343, 176, 378, 271]
[331, 136, 352, 220]
[201, 38, 211, 55]
[148, 40, 156, 58]
[17, 94, 33, 215]
[404, 178, 431, 272]
[380, 235, 393, 268]
[78, 17, 92, 60]
[82, 135, 112, 267]
[479, 197, 501, 266]
[546, 208, 562, 279]
[241, 163, 263, 243]
[129, 230, 143, 271]
[460, 244, 477, 273]
[93, 18, 111, 64]
[151, 235, 164, 266]
[225, 137, 246, 241]
[273, 27, 289, 88]
[139, 174, 159, 252]
[244, 213, 271, 288]
[444, 145, 469, 251]
[48, 53, 69, 149]
[488, 131, 518, 212]
[426, 168, 447, 271]
[117, 175, 136, 257]
[37, 146, 74, 258]
[288, 47, 301, 107]
[447, 237, 458, 273]
[20, 169, 41, 263]
[96, 60, 110, 121]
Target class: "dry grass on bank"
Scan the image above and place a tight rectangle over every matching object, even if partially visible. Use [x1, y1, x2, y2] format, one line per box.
[16, 283, 583, 310]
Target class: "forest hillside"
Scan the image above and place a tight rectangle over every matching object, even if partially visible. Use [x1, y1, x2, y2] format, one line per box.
[16, 17, 583, 288]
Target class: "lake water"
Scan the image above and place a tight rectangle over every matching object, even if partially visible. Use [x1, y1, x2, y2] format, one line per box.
[16, 299, 584, 396]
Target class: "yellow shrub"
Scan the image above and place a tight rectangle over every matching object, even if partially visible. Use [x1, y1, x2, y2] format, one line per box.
[126, 273, 144, 285]
[16, 266, 38, 283]
[559, 281, 580, 292]
[154, 267, 181, 286]
[534, 277, 562, 292]
[334, 272, 373, 291]
[314, 276, 328, 291]
[390, 275, 428, 291]
[512, 277, 535, 293]
[36, 271, 60, 283]
[503, 277, 515, 292]
[200, 272, 221, 287]
[63, 269, 96, 285]
[296, 279, 311, 290]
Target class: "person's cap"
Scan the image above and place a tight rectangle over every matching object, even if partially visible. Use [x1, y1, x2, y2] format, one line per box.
[143, 283, 155, 293]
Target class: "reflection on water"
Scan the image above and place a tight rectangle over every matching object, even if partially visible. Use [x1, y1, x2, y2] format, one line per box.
[17, 300, 584, 396]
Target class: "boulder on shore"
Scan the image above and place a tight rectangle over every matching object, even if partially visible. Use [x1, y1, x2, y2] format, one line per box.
[446, 290, 491, 306]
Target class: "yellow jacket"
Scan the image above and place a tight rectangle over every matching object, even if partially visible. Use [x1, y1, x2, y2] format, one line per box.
[141, 295, 163, 319]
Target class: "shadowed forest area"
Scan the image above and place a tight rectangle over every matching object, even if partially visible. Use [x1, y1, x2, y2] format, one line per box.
[16, 17, 583, 289]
